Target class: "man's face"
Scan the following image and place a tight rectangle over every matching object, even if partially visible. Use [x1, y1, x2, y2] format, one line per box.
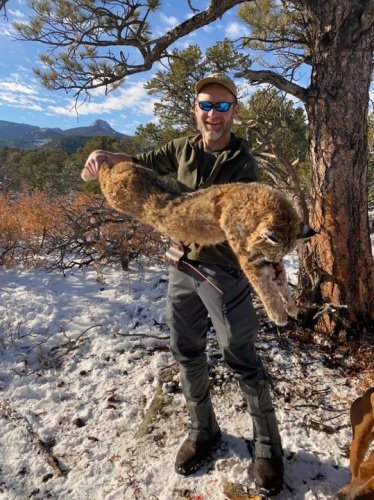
[194, 83, 238, 145]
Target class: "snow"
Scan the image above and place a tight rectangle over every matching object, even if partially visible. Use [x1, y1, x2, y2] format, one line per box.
[0, 251, 370, 500]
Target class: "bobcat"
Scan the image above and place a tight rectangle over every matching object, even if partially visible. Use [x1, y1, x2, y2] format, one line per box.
[82, 161, 314, 325]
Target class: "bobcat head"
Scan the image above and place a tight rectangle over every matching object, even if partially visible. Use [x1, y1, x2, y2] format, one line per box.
[256, 222, 316, 263]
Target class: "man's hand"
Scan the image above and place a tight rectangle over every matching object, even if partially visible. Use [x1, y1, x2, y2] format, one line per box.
[81, 150, 131, 181]
[81, 150, 112, 181]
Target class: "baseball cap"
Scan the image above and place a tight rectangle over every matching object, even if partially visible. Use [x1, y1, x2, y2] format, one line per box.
[195, 73, 238, 98]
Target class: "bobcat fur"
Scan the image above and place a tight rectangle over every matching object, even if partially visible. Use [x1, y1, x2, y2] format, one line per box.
[82, 161, 313, 325]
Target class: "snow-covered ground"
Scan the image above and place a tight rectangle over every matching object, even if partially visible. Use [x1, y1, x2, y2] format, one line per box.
[0, 252, 370, 500]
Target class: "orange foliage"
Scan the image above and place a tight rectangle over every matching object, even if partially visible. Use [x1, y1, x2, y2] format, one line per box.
[0, 191, 67, 247]
[16, 191, 66, 235]
[0, 190, 166, 269]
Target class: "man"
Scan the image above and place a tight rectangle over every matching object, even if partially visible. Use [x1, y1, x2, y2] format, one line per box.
[83, 73, 284, 495]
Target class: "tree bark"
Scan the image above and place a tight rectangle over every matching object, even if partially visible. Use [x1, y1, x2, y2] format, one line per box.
[301, 0, 374, 335]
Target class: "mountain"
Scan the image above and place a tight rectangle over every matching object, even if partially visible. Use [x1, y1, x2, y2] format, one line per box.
[0, 119, 129, 150]
[61, 119, 125, 138]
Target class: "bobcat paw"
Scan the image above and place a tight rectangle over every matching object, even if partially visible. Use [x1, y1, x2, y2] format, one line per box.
[285, 304, 299, 318]
[268, 310, 288, 326]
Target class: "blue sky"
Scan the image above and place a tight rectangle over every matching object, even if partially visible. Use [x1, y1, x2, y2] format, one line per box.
[0, 0, 259, 135]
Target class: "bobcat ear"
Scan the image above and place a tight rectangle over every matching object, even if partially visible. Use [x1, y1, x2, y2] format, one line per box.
[260, 228, 279, 245]
[298, 223, 316, 239]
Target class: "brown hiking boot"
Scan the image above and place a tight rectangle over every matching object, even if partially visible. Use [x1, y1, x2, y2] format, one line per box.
[254, 457, 284, 496]
[175, 431, 221, 475]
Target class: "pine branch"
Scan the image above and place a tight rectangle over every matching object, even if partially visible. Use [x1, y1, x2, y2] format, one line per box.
[0, 0, 9, 17]
[187, 0, 199, 14]
[235, 69, 308, 102]
[15, 0, 249, 100]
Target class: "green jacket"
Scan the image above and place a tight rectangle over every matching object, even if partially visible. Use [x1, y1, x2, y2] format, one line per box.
[133, 133, 258, 268]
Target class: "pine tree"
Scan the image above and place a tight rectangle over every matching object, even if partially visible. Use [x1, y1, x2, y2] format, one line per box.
[238, 0, 374, 334]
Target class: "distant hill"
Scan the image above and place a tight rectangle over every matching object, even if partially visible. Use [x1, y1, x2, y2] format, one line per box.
[39, 135, 92, 154]
[0, 119, 129, 151]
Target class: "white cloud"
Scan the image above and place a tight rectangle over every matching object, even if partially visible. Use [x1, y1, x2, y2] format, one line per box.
[0, 92, 43, 111]
[1, 81, 38, 95]
[153, 12, 180, 37]
[47, 81, 158, 119]
[0, 68, 160, 125]
[9, 9, 27, 19]
[173, 31, 196, 50]
[159, 13, 179, 29]
[225, 22, 247, 38]
[12, 65, 30, 73]
[0, 76, 56, 112]
[0, 24, 17, 37]
[174, 40, 193, 50]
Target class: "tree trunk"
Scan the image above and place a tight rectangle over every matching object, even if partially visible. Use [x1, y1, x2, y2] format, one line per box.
[300, 0, 374, 335]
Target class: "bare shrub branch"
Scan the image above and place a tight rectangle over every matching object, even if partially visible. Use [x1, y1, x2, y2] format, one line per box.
[0, 399, 66, 476]
[0, 190, 167, 271]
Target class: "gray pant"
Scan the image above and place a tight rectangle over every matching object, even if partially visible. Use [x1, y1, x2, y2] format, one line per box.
[166, 261, 282, 459]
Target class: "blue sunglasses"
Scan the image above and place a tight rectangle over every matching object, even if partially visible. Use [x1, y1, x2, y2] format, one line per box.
[198, 101, 235, 112]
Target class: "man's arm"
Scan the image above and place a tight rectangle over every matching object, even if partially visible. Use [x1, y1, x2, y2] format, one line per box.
[132, 141, 179, 176]
[83, 139, 180, 181]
